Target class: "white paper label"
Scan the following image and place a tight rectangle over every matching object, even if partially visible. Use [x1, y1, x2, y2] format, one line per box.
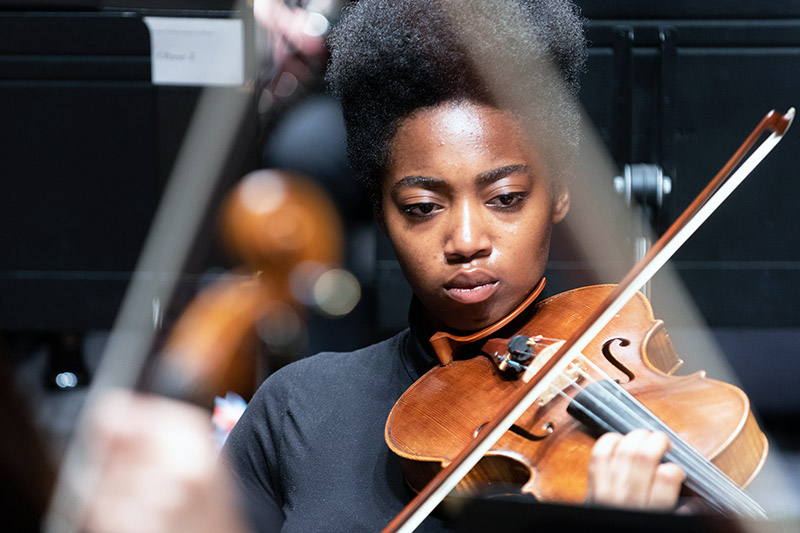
[143, 17, 245, 86]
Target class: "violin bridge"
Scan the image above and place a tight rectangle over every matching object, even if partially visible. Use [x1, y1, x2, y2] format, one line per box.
[491, 335, 585, 406]
[520, 337, 581, 404]
[527, 353, 586, 407]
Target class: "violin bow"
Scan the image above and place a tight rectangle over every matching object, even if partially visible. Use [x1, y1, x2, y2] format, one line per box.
[383, 109, 795, 533]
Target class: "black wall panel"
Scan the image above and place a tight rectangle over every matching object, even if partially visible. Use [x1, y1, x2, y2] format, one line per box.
[576, 8, 800, 328]
[0, 13, 155, 330]
[0, 8, 256, 331]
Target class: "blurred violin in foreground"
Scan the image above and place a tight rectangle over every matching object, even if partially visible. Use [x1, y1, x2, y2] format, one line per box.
[154, 169, 359, 404]
[44, 169, 359, 533]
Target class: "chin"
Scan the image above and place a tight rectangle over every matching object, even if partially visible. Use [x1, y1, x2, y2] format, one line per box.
[443, 309, 497, 334]
[422, 297, 503, 334]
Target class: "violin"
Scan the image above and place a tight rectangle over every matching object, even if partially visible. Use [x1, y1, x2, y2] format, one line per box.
[43, 169, 353, 532]
[387, 283, 765, 508]
[383, 108, 795, 532]
[152, 168, 350, 404]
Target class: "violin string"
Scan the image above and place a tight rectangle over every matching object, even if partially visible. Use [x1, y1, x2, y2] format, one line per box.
[512, 352, 761, 517]
[544, 378, 740, 514]
[532, 358, 761, 515]
[567, 355, 758, 514]
[579, 357, 766, 515]
[554, 372, 740, 513]
[520, 356, 744, 515]
[513, 337, 764, 515]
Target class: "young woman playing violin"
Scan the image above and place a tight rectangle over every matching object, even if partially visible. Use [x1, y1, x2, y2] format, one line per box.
[223, 0, 687, 530]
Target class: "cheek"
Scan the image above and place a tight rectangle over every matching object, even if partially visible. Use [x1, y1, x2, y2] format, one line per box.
[504, 217, 553, 275]
[535, 225, 553, 255]
[387, 228, 434, 282]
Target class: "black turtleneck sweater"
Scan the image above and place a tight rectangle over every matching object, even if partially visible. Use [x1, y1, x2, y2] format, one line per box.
[222, 321, 452, 532]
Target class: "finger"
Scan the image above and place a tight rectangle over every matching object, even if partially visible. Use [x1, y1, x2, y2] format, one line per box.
[586, 432, 622, 503]
[84, 394, 220, 533]
[648, 463, 686, 510]
[88, 391, 137, 449]
[606, 429, 656, 507]
[590, 429, 672, 508]
[86, 462, 171, 533]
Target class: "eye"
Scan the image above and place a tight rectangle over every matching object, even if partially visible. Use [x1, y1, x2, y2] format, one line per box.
[487, 192, 527, 209]
[402, 202, 441, 218]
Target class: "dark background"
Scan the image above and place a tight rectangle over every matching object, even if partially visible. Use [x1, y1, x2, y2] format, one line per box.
[0, 0, 798, 522]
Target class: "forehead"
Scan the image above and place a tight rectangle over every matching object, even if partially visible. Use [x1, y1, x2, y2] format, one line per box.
[386, 101, 538, 184]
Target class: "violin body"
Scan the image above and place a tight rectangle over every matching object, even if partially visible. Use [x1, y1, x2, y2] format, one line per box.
[386, 285, 767, 504]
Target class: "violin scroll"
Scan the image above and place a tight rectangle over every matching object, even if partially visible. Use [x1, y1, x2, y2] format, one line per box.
[220, 169, 345, 296]
[155, 169, 356, 402]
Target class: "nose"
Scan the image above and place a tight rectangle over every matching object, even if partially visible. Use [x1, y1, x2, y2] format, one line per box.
[443, 200, 492, 263]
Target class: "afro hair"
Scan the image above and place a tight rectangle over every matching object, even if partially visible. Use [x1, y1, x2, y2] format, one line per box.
[326, 0, 586, 207]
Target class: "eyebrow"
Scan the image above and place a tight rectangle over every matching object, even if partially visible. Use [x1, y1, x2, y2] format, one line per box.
[391, 164, 529, 193]
[475, 164, 529, 186]
[391, 175, 446, 193]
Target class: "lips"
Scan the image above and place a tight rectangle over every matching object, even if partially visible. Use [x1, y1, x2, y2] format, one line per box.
[444, 270, 499, 305]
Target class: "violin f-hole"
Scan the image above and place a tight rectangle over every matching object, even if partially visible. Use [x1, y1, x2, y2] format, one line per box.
[601, 337, 635, 383]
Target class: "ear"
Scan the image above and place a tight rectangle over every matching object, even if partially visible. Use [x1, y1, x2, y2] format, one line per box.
[551, 186, 570, 224]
